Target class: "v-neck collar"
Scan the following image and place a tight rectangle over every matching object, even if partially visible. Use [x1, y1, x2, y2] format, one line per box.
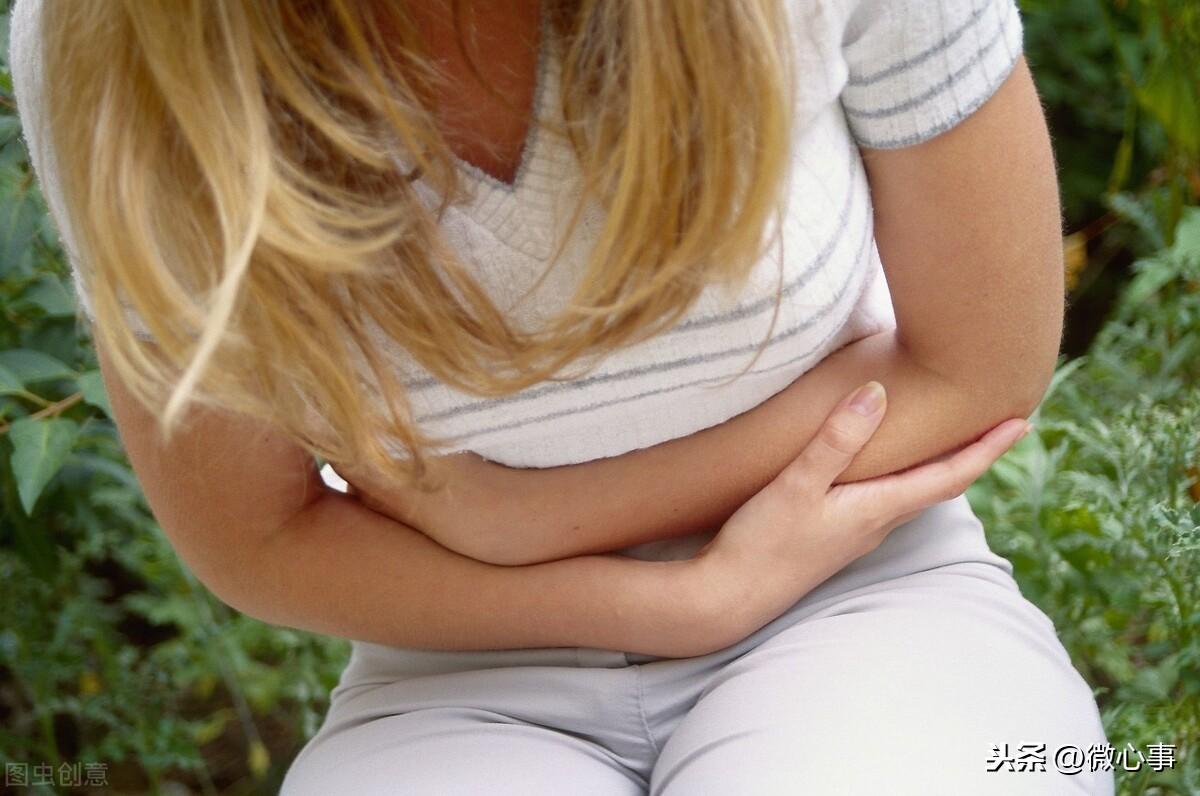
[447, 0, 553, 193]
[394, 2, 579, 261]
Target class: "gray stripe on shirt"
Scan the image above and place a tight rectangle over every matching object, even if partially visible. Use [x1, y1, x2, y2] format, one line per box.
[846, 1, 990, 88]
[442, 230, 878, 443]
[852, 31, 1020, 148]
[404, 146, 863, 393]
[416, 202, 875, 428]
[842, 6, 1009, 121]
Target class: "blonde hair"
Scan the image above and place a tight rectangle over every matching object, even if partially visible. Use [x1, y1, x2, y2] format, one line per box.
[40, 0, 796, 489]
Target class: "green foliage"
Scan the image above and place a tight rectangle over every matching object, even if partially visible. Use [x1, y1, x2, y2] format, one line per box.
[0, 24, 348, 794]
[969, 208, 1200, 795]
[0, 1, 1196, 794]
[1022, 0, 1200, 236]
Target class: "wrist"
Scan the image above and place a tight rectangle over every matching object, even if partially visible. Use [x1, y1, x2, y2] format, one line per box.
[676, 551, 757, 654]
[682, 537, 834, 653]
[574, 554, 741, 659]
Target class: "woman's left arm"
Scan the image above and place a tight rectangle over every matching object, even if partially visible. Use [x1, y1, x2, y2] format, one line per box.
[351, 58, 1063, 565]
[857, 54, 1064, 419]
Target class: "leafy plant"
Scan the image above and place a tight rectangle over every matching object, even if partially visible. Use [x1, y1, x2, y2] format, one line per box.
[1022, 0, 1199, 236]
[0, 7, 348, 793]
[969, 208, 1200, 795]
[0, 1, 1197, 793]
[1022, 0, 1199, 359]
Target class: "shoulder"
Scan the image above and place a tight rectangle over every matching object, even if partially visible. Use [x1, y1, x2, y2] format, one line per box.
[8, 0, 46, 113]
[808, 0, 1025, 149]
[9, 0, 63, 270]
[9, 0, 52, 190]
[7, 0, 153, 337]
[8, 0, 44, 85]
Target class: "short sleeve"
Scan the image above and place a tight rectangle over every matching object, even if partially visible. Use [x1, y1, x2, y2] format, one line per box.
[8, 0, 155, 340]
[835, 0, 1024, 149]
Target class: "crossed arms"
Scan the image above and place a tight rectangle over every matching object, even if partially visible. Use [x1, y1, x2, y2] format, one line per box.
[353, 57, 1064, 566]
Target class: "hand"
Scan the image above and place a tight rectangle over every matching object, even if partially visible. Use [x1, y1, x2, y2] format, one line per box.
[691, 380, 1030, 651]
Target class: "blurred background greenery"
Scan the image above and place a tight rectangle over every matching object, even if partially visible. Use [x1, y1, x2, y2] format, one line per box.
[1, 0, 1197, 793]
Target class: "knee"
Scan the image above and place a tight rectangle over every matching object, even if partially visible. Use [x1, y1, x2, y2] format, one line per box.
[651, 592, 1114, 795]
[653, 700, 1114, 796]
[282, 710, 646, 796]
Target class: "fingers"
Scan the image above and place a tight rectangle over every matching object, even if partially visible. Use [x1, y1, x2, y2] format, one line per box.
[869, 419, 1030, 516]
[781, 382, 887, 492]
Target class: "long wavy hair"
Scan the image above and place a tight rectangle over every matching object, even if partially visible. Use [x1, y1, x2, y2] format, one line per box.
[38, 0, 796, 489]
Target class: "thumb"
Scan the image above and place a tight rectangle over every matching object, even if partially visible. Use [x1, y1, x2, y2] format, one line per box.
[784, 381, 887, 490]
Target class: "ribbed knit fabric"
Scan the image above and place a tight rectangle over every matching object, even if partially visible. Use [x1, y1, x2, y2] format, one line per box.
[10, 0, 1024, 475]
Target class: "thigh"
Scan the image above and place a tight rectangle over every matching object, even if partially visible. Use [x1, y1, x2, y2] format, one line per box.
[282, 705, 646, 795]
[650, 563, 1114, 796]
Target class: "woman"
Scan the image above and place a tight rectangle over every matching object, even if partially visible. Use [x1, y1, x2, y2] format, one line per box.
[10, 0, 1113, 792]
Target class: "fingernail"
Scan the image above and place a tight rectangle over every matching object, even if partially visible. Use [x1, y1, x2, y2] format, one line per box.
[849, 381, 885, 415]
[1018, 421, 1033, 440]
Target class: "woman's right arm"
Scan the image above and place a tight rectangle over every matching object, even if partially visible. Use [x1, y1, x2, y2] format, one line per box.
[96, 335, 1023, 658]
[248, 488, 708, 654]
[93, 337, 722, 658]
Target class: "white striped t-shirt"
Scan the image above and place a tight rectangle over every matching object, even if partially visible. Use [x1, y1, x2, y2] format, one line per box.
[373, 0, 1025, 468]
[10, 0, 1025, 473]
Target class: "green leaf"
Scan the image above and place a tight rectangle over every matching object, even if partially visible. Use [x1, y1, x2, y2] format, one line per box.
[8, 416, 80, 514]
[1124, 657, 1181, 704]
[0, 7, 10, 66]
[0, 179, 39, 279]
[0, 348, 77, 385]
[76, 370, 112, 417]
[1105, 192, 1167, 251]
[1134, 55, 1200, 159]
[0, 116, 21, 147]
[15, 272, 77, 317]
[9, 512, 60, 579]
[1122, 255, 1177, 308]
[247, 740, 270, 780]
[0, 360, 22, 395]
[1168, 206, 1200, 261]
[191, 708, 234, 746]
[65, 452, 143, 492]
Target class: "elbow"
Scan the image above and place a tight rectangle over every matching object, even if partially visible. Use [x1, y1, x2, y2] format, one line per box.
[999, 377, 1049, 425]
[205, 578, 268, 623]
[961, 302, 1065, 422]
[158, 513, 304, 629]
[920, 333, 1061, 425]
[966, 342, 1060, 424]
[186, 544, 279, 623]
[1014, 355, 1058, 418]
[904, 326, 1062, 423]
[1007, 321, 1064, 419]
[1015, 275, 1068, 418]
[175, 553, 268, 623]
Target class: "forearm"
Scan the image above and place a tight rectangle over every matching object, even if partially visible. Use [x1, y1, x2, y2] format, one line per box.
[771, 328, 1039, 484]
[447, 62, 1063, 566]
[215, 487, 712, 657]
[478, 327, 1038, 563]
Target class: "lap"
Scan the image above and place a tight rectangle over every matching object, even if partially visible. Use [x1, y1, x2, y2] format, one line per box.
[280, 494, 1114, 796]
[650, 564, 1114, 796]
[281, 705, 646, 796]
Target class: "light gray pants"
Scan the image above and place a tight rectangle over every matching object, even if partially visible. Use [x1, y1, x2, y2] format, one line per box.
[282, 495, 1114, 795]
